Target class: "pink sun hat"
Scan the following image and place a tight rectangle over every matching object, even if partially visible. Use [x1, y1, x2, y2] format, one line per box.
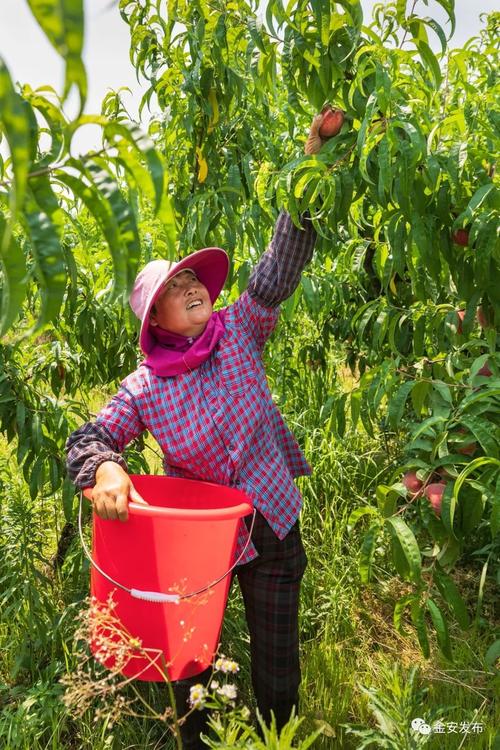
[129, 248, 229, 354]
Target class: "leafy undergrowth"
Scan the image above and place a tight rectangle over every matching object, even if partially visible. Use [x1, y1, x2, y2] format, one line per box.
[0, 436, 498, 749]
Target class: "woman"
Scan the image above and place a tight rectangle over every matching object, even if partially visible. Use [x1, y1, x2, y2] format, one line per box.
[66, 112, 329, 748]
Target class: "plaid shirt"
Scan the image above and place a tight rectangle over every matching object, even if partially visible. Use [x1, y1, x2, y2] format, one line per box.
[66, 210, 317, 564]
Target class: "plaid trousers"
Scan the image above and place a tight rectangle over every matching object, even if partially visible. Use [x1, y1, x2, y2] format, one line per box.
[173, 510, 308, 749]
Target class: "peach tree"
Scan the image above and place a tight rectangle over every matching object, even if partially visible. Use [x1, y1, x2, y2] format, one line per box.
[119, 0, 500, 662]
[0, 0, 498, 665]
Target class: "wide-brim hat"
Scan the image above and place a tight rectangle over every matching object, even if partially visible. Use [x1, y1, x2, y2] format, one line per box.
[129, 247, 229, 354]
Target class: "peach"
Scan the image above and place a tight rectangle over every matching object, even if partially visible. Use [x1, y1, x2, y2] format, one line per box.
[457, 441, 477, 456]
[452, 229, 469, 246]
[476, 306, 490, 329]
[424, 482, 447, 516]
[478, 363, 492, 377]
[319, 106, 345, 138]
[456, 309, 466, 334]
[402, 471, 424, 497]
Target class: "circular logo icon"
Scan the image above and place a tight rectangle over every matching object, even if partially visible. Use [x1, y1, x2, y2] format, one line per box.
[419, 723, 432, 735]
[411, 718, 425, 730]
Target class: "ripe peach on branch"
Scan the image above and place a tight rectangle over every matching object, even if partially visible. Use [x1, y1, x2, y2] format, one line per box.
[476, 305, 491, 329]
[452, 229, 469, 246]
[402, 471, 424, 498]
[451, 428, 478, 457]
[477, 363, 492, 377]
[319, 104, 345, 138]
[456, 309, 466, 334]
[424, 482, 447, 517]
[457, 442, 477, 457]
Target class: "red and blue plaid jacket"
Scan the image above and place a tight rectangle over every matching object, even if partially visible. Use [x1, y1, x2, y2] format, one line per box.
[66, 210, 317, 563]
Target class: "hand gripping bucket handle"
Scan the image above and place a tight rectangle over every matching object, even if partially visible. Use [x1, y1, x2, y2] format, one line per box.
[78, 489, 256, 604]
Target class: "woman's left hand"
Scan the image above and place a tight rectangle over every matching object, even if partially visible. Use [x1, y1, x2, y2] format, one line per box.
[304, 113, 327, 156]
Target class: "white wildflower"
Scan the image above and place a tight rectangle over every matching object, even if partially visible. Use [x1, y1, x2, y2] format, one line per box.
[217, 683, 237, 700]
[215, 656, 240, 674]
[189, 684, 207, 710]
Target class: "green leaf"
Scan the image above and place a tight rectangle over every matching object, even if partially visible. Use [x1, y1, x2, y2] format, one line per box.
[48, 456, 60, 493]
[434, 566, 470, 630]
[22, 86, 67, 166]
[377, 135, 392, 203]
[412, 313, 425, 357]
[26, 0, 87, 109]
[386, 516, 422, 582]
[85, 159, 141, 299]
[293, 168, 317, 200]
[248, 17, 267, 53]
[421, 16, 448, 55]
[333, 0, 363, 30]
[56, 169, 127, 299]
[433, 0, 456, 37]
[411, 379, 431, 418]
[376, 484, 399, 518]
[73, 117, 166, 215]
[411, 600, 430, 658]
[427, 598, 453, 661]
[255, 161, 275, 219]
[473, 219, 498, 291]
[301, 276, 319, 316]
[61, 477, 76, 522]
[16, 401, 26, 436]
[0, 213, 28, 336]
[347, 505, 380, 532]
[458, 416, 499, 459]
[492, 475, 500, 538]
[484, 639, 500, 671]
[31, 412, 42, 452]
[411, 212, 440, 282]
[440, 479, 458, 539]
[453, 457, 500, 501]
[388, 380, 415, 428]
[457, 184, 495, 226]
[359, 523, 381, 584]
[394, 594, 416, 636]
[411, 415, 447, 441]
[24, 189, 66, 330]
[350, 389, 361, 430]
[395, 0, 406, 23]
[391, 119, 426, 162]
[461, 489, 486, 539]
[414, 37, 442, 89]
[281, 285, 300, 323]
[0, 58, 31, 239]
[29, 452, 45, 500]
[356, 93, 380, 184]
[391, 528, 412, 580]
[335, 393, 347, 438]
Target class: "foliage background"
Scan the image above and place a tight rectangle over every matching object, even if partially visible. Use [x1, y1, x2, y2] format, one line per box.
[0, 0, 498, 747]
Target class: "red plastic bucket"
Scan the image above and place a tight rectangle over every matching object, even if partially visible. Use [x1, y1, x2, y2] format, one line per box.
[86, 475, 252, 682]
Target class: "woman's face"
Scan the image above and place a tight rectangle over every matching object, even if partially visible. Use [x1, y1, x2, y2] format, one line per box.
[150, 269, 213, 338]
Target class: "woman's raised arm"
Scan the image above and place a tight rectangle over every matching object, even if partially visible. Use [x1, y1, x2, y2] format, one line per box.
[247, 111, 332, 309]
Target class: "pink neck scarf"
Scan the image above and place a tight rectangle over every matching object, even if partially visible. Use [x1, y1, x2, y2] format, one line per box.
[142, 309, 227, 376]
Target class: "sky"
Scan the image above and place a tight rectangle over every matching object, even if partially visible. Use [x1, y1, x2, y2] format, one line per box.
[0, 0, 497, 153]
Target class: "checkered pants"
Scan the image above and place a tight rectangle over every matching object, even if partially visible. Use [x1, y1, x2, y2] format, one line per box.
[173, 511, 308, 749]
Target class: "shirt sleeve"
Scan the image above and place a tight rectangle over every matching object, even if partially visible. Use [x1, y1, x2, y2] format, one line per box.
[65, 385, 145, 489]
[247, 210, 317, 308]
[229, 291, 280, 352]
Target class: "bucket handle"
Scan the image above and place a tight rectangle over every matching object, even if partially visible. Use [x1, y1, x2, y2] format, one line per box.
[78, 490, 256, 604]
